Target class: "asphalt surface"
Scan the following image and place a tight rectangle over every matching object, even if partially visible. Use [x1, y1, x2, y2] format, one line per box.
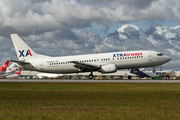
[0, 79, 180, 83]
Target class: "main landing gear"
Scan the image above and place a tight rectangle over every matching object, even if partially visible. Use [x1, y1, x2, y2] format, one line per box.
[89, 72, 93, 79]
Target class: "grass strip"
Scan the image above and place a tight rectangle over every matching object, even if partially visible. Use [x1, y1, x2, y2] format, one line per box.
[0, 83, 179, 120]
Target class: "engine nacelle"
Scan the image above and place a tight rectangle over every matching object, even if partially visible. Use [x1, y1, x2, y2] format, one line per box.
[100, 64, 117, 73]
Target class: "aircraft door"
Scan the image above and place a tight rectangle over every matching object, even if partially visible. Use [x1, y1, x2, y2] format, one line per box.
[148, 53, 153, 61]
[39, 61, 44, 70]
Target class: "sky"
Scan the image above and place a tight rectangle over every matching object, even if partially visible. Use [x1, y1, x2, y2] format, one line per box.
[0, 0, 180, 70]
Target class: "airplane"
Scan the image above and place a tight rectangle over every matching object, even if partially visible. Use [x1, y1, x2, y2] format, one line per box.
[10, 34, 171, 79]
[6, 62, 19, 74]
[36, 73, 64, 79]
[0, 61, 10, 78]
[130, 68, 176, 78]
[0, 61, 22, 79]
[6, 68, 22, 79]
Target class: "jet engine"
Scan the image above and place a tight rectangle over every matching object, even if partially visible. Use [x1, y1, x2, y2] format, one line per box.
[99, 64, 117, 73]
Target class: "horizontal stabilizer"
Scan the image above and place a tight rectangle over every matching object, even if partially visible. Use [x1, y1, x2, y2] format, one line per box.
[9, 60, 30, 65]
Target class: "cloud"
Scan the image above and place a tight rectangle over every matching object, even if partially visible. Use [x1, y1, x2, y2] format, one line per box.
[0, 0, 180, 36]
[14, 28, 102, 56]
[81, 0, 156, 9]
[100, 24, 151, 51]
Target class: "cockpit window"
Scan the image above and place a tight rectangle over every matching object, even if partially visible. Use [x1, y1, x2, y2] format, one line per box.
[157, 53, 164, 56]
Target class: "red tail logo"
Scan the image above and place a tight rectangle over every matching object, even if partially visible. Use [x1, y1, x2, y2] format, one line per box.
[0, 61, 9, 72]
[15, 68, 22, 75]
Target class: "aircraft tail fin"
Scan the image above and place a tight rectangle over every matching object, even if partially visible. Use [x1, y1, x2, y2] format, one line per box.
[0, 61, 9, 73]
[6, 62, 19, 74]
[14, 68, 22, 75]
[6, 68, 22, 79]
[10, 34, 49, 61]
[130, 68, 140, 73]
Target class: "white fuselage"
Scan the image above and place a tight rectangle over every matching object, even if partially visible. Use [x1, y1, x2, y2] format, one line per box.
[20, 50, 170, 74]
[154, 70, 176, 77]
[36, 73, 63, 79]
[6, 74, 20, 79]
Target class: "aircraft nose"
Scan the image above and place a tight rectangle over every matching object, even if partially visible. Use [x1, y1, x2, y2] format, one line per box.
[166, 56, 171, 62]
[159, 55, 171, 64]
[164, 56, 171, 63]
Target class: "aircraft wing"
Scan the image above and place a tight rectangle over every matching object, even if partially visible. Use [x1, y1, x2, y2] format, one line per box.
[70, 61, 100, 72]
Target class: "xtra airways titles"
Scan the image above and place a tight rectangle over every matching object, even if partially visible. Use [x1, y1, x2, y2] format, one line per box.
[113, 52, 143, 57]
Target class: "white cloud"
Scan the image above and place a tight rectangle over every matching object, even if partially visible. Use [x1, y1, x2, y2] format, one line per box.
[117, 24, 139, 33]
[170, 25, 180, 30]
[0, 0, 180, 35]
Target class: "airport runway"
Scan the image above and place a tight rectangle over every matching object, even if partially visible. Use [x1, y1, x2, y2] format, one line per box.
[0, 79, 180, 83]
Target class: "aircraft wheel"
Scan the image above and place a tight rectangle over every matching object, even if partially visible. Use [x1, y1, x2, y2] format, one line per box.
[153, 70, 156, 73]
[89, 74, 93, 79]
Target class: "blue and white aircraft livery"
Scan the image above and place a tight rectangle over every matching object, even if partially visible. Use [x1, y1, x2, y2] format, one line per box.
[130, 68, 176, 78]
[10, 34, 171, 79]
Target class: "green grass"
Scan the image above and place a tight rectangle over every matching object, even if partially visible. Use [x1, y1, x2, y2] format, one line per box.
[0, 83, 180, 120]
